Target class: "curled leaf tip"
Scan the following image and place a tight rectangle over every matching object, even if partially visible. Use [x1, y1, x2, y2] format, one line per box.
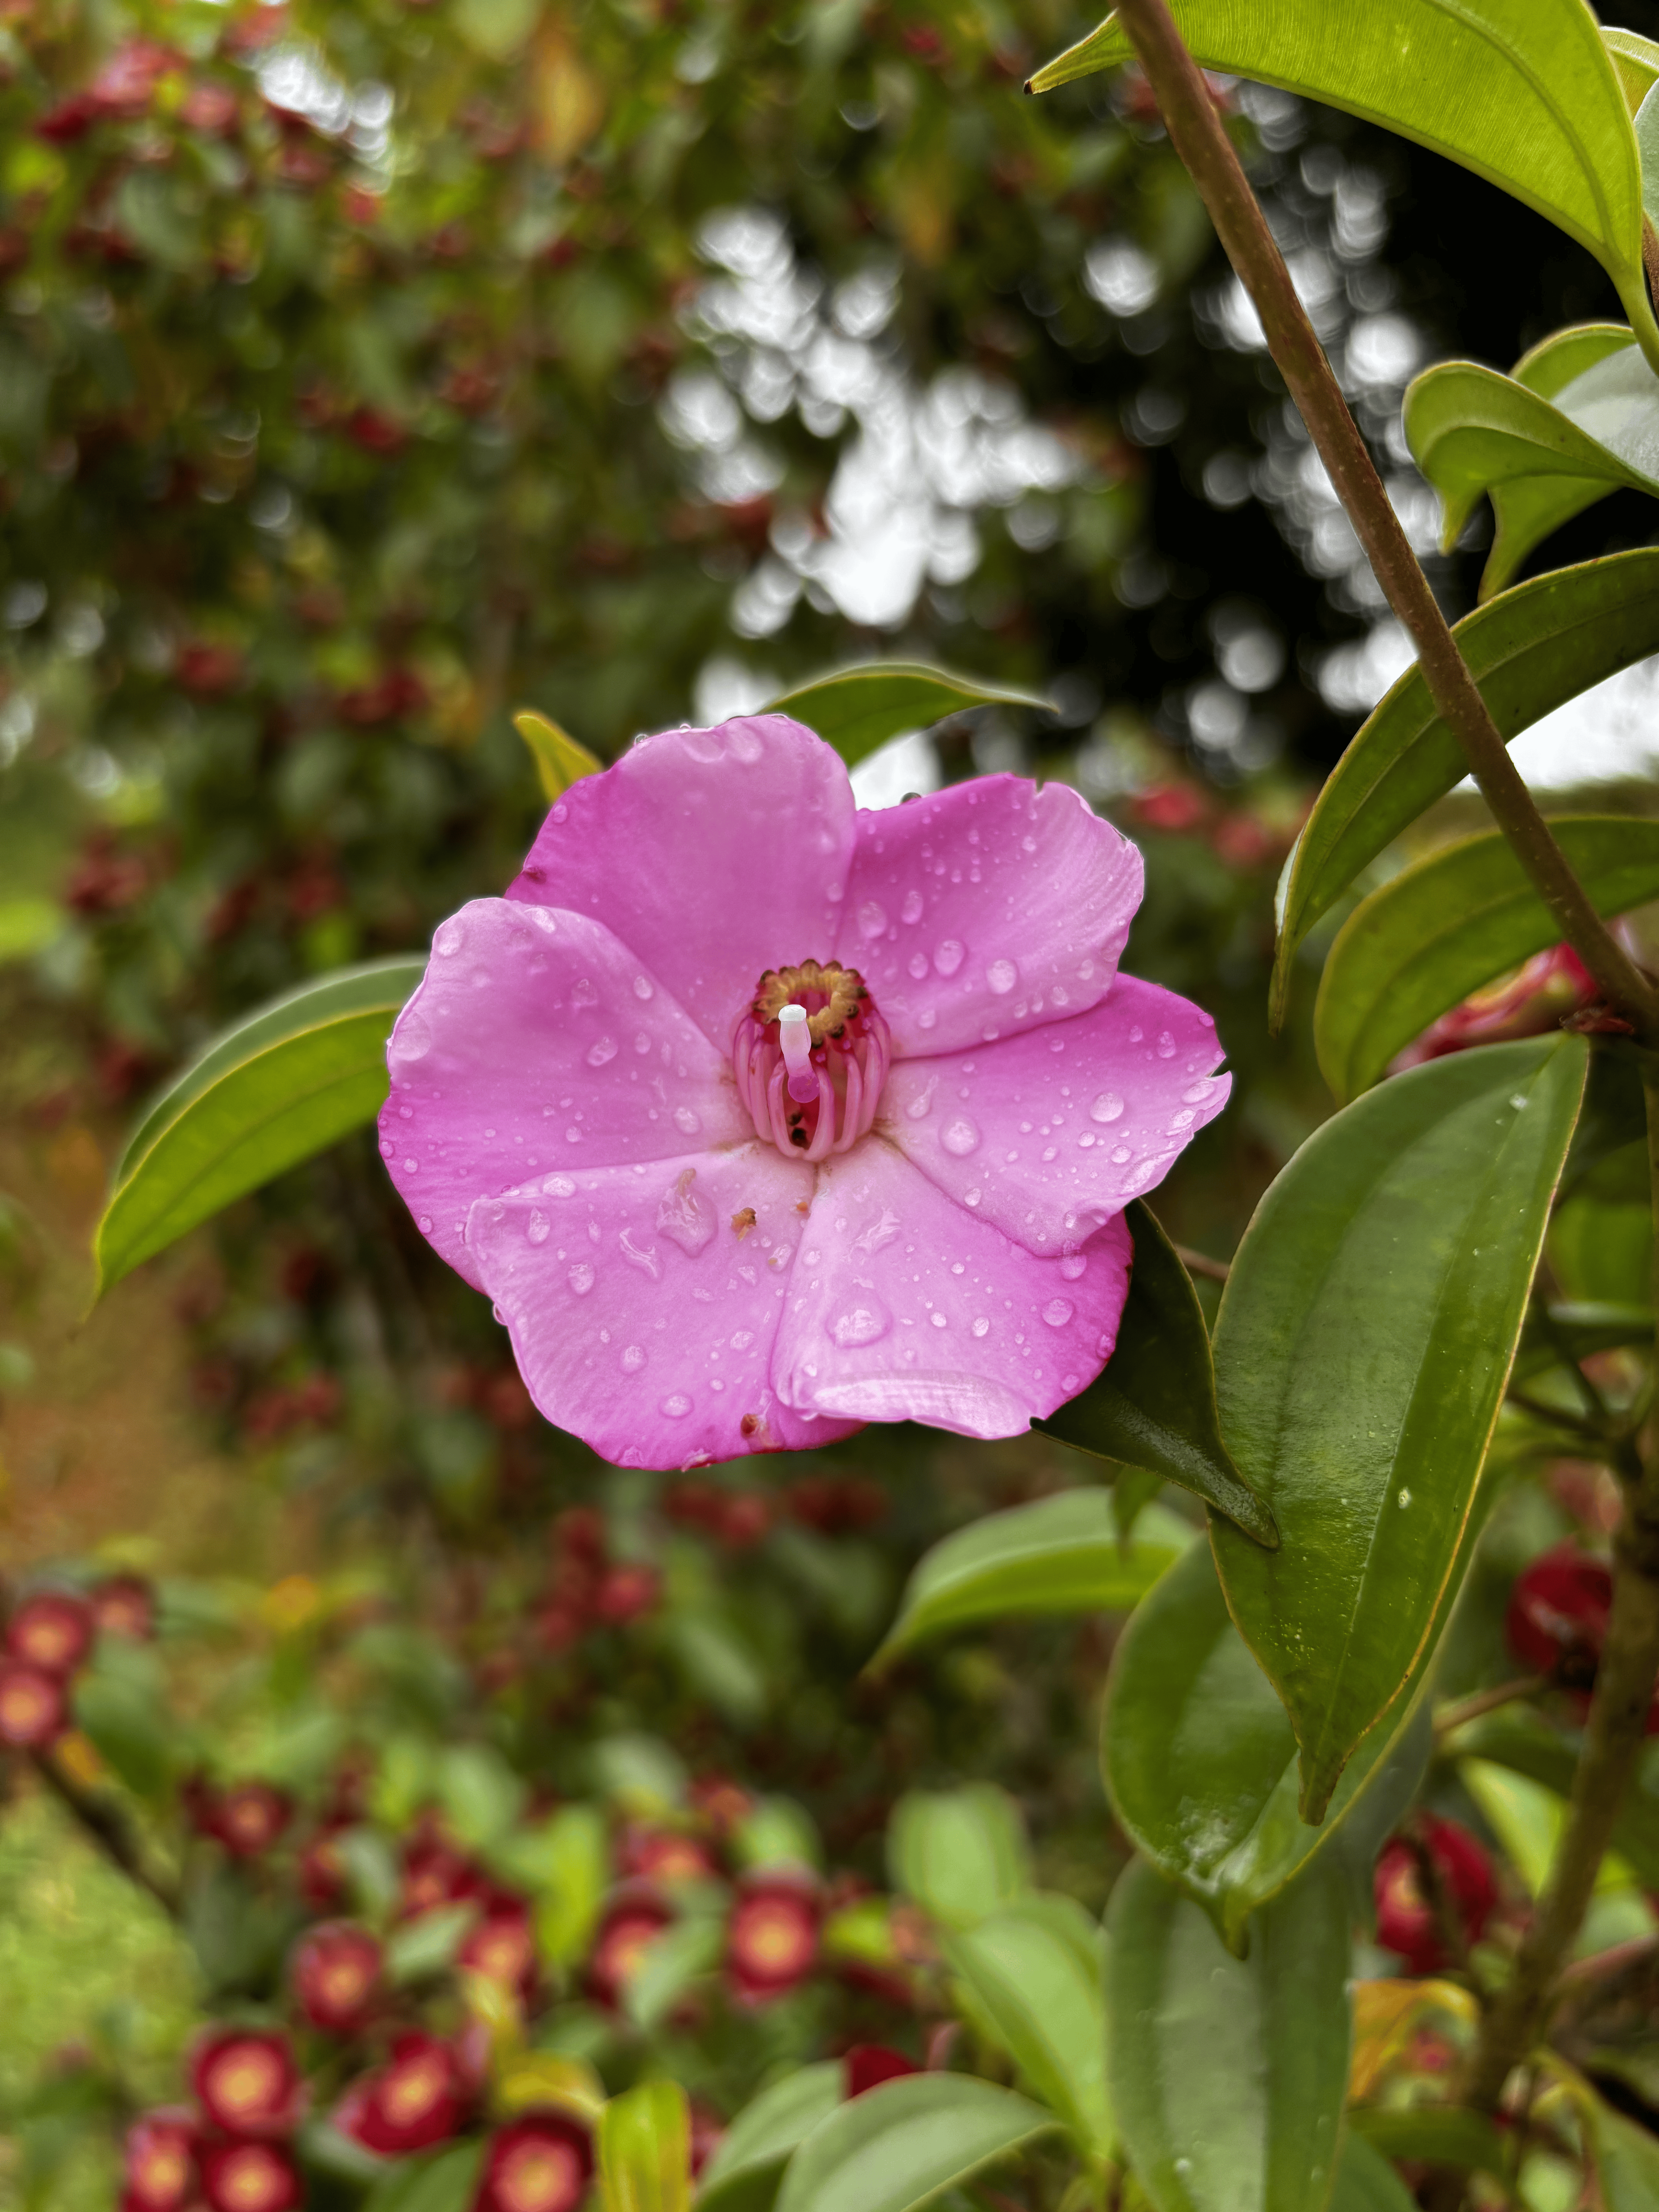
[513, 708, 604, 804]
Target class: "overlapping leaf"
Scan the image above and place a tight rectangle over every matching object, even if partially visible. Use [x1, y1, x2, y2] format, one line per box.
[1314, 817, 1659, 1102]
[773, 2075, 1059, 2212]
[1328, 2135, 1416, 2212]
[888, 1785, 1030, 1930]
[601, 2081, 693, 2212]
[761, 662, 1050, 769]
[1212, 1037, 1588, 1821]
[1271, 549, 1659, 1025]
[942, 1896, 1111, 2156]
[697, 2066, 843, 2212]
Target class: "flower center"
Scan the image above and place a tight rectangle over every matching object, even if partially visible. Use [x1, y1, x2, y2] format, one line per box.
[733, 959, 890, 1163]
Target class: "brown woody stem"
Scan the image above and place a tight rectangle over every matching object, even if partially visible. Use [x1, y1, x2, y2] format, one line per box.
[1106, 0, 1659, 1044]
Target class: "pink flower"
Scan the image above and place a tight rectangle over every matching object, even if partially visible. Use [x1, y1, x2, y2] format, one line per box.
[380, 716, 1229, 1469]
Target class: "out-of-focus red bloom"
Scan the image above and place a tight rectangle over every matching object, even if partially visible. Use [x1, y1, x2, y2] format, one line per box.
[554, 1506, 606, 1563]
[182, 82, 240, 135]
[586, 1896, 674, 2008]
[343, 406, 408, 456]
[400, 1831, 491, 1918]
[1128, 782, 1210, 835]
[1374, 1815, 1496, 1975]
[176, 642, 245, 696]
[195, 1781, 294, 1859]
[688, 2100, 723, 2178]
[5, 1590, 95, 1677]
[37, 95, 101, 144]
[845, 2045, 921, 2097]
[120, 2109, 197, 2212]
[1507, 1543, 1612, 1688]
[1396, 945, 1596, 1071]
[620, 1826, 719, 1885]
[727, 1875, 820, 2002]
[591, 1564, 661, 1625]
[65, 835, 149, 916]
[241, 1372, 343, 1444]
[337, 2031, 466, 2154]
[199, 2139, 303, 2212]
[91, 1575, 155, 1640]
[291, 1921, 383, 2034]
[337, 670, 428, 726]
[191, 2029, 302, 2138]
[459, 1901, 538, 1997]
[475, 2111, 594, 2212]
[1210, 813, 1279, 871]
[689, 1775, 754, 1838]
[785, 1475, 888, 1535]
[0, 1662, 68, 1747]
[299, 1822, 349, 1911]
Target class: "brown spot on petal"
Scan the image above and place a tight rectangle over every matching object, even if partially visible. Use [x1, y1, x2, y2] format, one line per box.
[794, 1200, 811, 1215]
[731, 1207, 757, 1240]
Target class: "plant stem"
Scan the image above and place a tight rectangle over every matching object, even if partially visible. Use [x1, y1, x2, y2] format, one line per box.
[1432, 1674, 1548, 1738]
[1103, 0, 1659, 1044]
[31, 1747, 180, 1918]
[1173, 1241, 1229, 1283]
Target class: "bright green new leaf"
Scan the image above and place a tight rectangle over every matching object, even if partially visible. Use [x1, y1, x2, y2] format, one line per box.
[521, 1804, 610, 1968]
[1106, 1855, 1351, 2212]
[1328, 2134, 1415, 2212]
[697, 2066, 844, 2212]
[1449, 1711, 1659, 1889]
[942, 1895, 1111, 2156]
[1212, 1036, 1588, 1822]
[1104, 1539, 1440, 1947]
[1271, 548, 1659, 1026]
[888, 1784, 1030, 1930]
[1027, 0, 1659, 371]
[601, 2081, 694, 2212]
[514, 708, 605, 802]
[869, 1487, 1194, 1668]
[761, 662, 1051, 770]
[773, 2073, 1060, 2212]
[626, 1916, 726, 2032]
[1404, 330, 1659, 599]
[385, 1901, 477, 1984]
[1606, 27, 1659, 112]
[1314, 817, 1659, 1102]
[361, 2142, 486, 2212]
[1039, 1202, 1277, 1546]
[1347, 2107, 1505, 2179]
[94, 956, 425, 1295]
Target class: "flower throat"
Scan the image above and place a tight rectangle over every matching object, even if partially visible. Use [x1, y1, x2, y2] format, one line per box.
[733, 958, 891, 1162]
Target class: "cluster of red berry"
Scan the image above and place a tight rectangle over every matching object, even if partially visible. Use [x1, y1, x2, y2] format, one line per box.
[0, 1580, 152, 1750]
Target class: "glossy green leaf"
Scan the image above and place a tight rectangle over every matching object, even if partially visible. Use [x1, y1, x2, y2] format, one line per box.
[1404, 330, 1659, 599]
[1106, 1854, 1351, 2212]
[1606, 27, 1659, 113]
[888, 1785, 1030, 1930]
[760, 662, 1051, 770]
[1315, 817, 1659, 1102]
[1027, 0, 1659, 371]
[869, 1487, 1194, 1668]
[1327, 2134, 1415, 2212]
[774, 2074, 1060, 2212]
[95, 957, 425, 1294]
[1271, 548, 1659, 1024]
[514, 708, 604, 802]
[1212, 1036, 1588, 1822]
[601, 2080, 693, 2212]
[942, 1896, 1111, 2156]
[361, 2142, 486, 2212]
[698, 2067, 845, 2212]
[1039, 1202, 1277, 1546]
[1104, 1540, 1441, 1947]
[1346, 2107, 1505, 2179]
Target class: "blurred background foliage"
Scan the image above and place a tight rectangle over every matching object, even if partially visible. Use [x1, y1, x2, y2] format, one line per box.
[7, 0, 1659, 2204]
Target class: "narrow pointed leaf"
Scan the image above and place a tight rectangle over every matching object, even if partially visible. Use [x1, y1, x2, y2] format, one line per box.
[1328, 2135, 1416, 2212]
[697, 2066, 844, 2212]
[1271, 548, 1659, 1025]
[774, 2075, 1059, 2212]
[941, 1896, 1111, 2155]
[95, 957, 426, 1294]
[1104, 1539, 1446, 1946]
[1212, 1036, 1589, 1822]
[1027, 0, 1659, 369]
[1039, 1202, 1277, 1547]
[761, 662, 1051, 769]
[514, 708, 604, 802]
[1106, 1855, 1351, 2212]
[889, 1785, 1030, 1930]
[601, 2081, 693, 2212]
[869, 1488, 1194, 1668]
[1315, 817, 1659, 1102]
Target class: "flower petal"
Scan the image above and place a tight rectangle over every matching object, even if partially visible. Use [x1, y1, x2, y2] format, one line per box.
[465, 1144, 859, 1467]
[881, 975, 1230, 1254]
[507, 716, 857, 1053]
[836, 776, 1144, 1056]
[773, 1139, 1133, 1439]
[382, 898, 745, 1291]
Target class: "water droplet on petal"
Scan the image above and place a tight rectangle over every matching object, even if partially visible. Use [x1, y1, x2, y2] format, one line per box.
[930, 1311, 948, 1329]
[972, 1316, 989, 1338]
[661, 1393, 693, 1418]
[1059, 1253, 1088, 1281]
[417, 1214, 433, 1233]
[1169, 1109, 1195, 1131]
[390, 1013, 432, 1064]
[901, 888, 924, 924]
[908, 951, 929, 980]
[567, 1262, 595, 1295]
[833, 1300, 891, 1348]
[1183, 1079, 1215, 1104]
[1090, 1092, 1125, 1123]
[940, 1116, 981, 1158]
[621, 1344, 647, 1372]
[1043, 1298, 1074, 1327]
[934, 939, 965, 977]
[542, 1173, 576, 1197]
[986, 958, 1018, 995]
[673, 1106, 702, 1137]
[586, 1036, 618, 1067]
[857, 899, 888, 940]
[657, 1167, 714, 1256]
[633, 975, 654, 1000]
[1156, 1030, 1176, 1057]
[527, 1211, 550, 1245]
[964, 1187, 982, 1207]
[434, 917, 466, 956]
[1110, 1145, 1132, 1165]
[403, 1158, 419, 1173]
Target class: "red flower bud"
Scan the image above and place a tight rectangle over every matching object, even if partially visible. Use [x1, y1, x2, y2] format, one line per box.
[844, 2046, 921, 2098]
[475, 2112, 594, 2212]
[337, 2032, 465, 2154]
[197, 1783, 294, 1859]
[586, 1898, 674, 2008]
[191, 2030, 302, 2139]
[0, 1662, 68, 1748]
[1506, 1544, 1612, 1687]
[5, 1590, 95, 1677]
[91, 1575, 155, 1641]
[120, 2109, 197, 2212]
[199, 2139, 303, 2212]
[1374, 1816, 1495, 1975]
[1398, 945, 1595, 1071]
[726, 1876, 819, 2002]
[291, 1921, 383, 2035]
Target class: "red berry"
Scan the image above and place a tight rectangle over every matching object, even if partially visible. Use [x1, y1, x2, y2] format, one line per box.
[1506, 1544, 1612, 1687]
[1374, 1816, 1495, 1975]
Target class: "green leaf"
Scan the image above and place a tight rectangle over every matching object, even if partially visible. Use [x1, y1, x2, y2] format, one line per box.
[361, 2142, 487, 2212]
[514, 708, 604, 803]
[1314, 817, 1659, 1103]
[519, 1805, 610, 1969]
[436, 1742, 527, 1850]
[1404, 331, 1659, 599]
[1549, 2059, 1659, 2211]
[698, 2066, 845, 2212]
[941, 1896, 1111, 2156]
[625, 1916, 726, 2032]
[773, 2074, 1060, 2212]
[1211, 1036, 1588, 1822]
[384, 1901, 476, 1984]
[1103, 1539, 1440, 1948]
[1328, 2134, 1415, 2212]
[1346, 2107, 1506, 2179]
[1038, 1202, 1277, 1547]
[1271, 548, 1659, 1025]
[1607, 27, 1659, 113]
[601, 2080, 693, 2212]
[760, 662, 1051, 770]
[1639, 81, 1659, 224]
[71, 1656, 174, 1800]
[1027, 0, 1659, 371]
[1449, 1711, 1659, 1891]
[95, 957, 425, 1294]
[1106, 1855, 1350, 2212]
[869, 1487, 1194, 1668]
[888, 1785, 1031, 1930]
